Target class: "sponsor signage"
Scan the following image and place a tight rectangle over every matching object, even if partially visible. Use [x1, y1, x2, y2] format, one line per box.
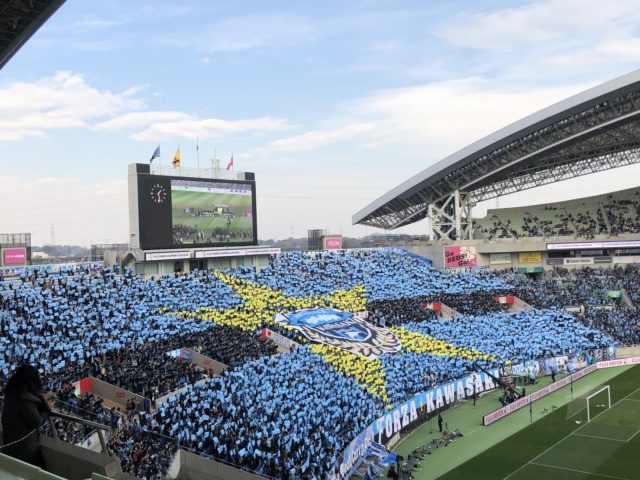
[260, 328, 300, 350]
[517, 267, 543, 273]
[420, 302, 442, 311]
[483, 364, 598, 425]
[2, 248, 27, 266]
[613, 256, 640, 264]
[597, 357, 640, 369]
[194, 247, 281, 259]
[518, 252, 542, 264]
[564, 257, 594, 265]
[323, 236, 343, 250]
[274, 308, 401, 359]
[489, 253, 512, 265]
[594, 256, 613, 264]
[547, 240, 640, 251]
[495, 296, 515, 304]
[145, 251, 192, 261]
[444, 246, 477, 268]
[547, 257, 600, 266]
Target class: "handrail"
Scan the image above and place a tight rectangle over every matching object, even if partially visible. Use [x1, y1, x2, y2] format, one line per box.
[46, 411, 111, 454]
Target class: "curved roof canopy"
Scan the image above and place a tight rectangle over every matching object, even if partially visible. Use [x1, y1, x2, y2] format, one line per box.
[0, 0, 65, 71]
[353, 70, 640, 230]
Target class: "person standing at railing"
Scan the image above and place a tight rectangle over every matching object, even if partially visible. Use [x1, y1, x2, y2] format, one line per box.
[1, 364, 52, 467]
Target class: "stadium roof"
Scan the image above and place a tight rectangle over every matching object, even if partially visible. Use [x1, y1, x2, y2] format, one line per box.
[0, 0, 65, 71]
[353, 70, 640, 230]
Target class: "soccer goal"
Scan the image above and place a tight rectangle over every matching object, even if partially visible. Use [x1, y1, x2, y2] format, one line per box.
[586, 385, 611, 422]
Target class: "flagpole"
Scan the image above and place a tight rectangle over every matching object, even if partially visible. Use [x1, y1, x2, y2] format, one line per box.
[196, 136, 200, 172]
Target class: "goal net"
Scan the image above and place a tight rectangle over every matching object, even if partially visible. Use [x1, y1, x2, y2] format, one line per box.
[566, 385, 611, 423]
[587, 385, 611, 422]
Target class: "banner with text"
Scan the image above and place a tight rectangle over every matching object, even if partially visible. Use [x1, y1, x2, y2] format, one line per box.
[444, 246, 477, 267]
[518, 252, 542, 264]
[490, 253, 512, 265]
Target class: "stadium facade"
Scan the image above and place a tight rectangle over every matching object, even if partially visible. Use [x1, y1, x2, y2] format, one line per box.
[353, 70, 640, 244]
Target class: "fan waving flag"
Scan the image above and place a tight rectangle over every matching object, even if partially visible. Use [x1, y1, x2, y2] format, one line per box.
[172, 148, 181, 168]
[149, 145, 160, 163]
[226, 154, 234, 170]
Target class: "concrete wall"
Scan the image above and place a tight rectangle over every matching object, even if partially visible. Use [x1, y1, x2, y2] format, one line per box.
[185, 349, 228, 376]
[177, 450, 268, 480]
[40, 436, 123, 480]
[88, 377, 150, 411]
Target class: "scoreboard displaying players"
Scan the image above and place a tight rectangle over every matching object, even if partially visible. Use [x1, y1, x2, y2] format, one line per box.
[129, 164, 257, 250]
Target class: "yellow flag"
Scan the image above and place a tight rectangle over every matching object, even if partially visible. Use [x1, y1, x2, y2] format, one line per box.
[172, 148, 181, 168]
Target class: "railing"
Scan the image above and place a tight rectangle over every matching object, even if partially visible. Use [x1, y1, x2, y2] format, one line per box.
[150, 164, 242, 180]
[46, 411, 111, 455]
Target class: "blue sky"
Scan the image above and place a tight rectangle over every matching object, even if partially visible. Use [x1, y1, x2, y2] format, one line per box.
[2, 0, 640, 245]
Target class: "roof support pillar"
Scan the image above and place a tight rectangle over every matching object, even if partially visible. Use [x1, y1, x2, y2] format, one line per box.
[429, 190, 473, 241]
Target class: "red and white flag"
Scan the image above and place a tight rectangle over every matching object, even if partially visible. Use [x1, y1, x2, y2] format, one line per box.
[226, 154, 234, 170]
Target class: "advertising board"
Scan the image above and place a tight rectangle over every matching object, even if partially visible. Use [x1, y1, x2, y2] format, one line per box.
[444, 246, 477, 267]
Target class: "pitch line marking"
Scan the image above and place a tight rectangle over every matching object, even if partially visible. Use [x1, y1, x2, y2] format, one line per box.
[530, 462, 631, 480]
[503, 384, 640, 480]
[625, 426, 640, 443]
[572, 433, 626, 442]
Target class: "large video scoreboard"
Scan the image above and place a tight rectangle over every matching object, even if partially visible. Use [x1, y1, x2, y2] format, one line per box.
[129, 164, 257, 250]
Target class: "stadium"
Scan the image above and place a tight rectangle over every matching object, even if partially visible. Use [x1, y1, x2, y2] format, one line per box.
[3, 2, 640, 480]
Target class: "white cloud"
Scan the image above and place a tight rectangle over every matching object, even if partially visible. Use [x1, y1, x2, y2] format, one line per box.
[438, 0, 640, 52]
[97, 112, 292, 141]
[0, 71, 143, 140]
[0, 72, 292, 142]
[254, 77, 586, 162]
[265, 123, 376, 152]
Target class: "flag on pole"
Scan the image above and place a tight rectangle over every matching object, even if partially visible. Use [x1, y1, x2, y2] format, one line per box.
[226, 154, 234, 170]
[173, 148, 181, 168]
[149, 145, 160, 163]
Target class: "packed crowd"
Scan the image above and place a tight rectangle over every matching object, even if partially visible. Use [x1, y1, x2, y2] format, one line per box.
[230, 249, 510, 301]
[108, 427, 177, 479]
[480, 189, 640, 239]
[0, 250, 637, 480]
[146, 348, 383, 479]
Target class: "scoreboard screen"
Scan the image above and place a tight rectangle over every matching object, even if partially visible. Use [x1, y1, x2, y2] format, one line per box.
[135, 172, 257, 250]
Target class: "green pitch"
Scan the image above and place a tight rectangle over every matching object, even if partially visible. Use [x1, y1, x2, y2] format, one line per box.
[393, 365, 640, 480]
[171, 190, 254, 244]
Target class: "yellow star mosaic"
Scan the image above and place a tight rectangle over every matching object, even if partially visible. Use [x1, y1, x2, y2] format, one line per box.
[170, 272, 493, 404]
[172, 272, 367, 332]
[390, 326, 494, 361]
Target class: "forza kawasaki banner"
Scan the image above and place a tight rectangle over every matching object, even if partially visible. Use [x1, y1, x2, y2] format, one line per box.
[274, 307, 401, 359]
[330, 368, 500, 479]
[372, 369, 500, 441]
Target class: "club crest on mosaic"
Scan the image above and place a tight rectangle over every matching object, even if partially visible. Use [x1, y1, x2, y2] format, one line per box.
[274, 307, 401, 359]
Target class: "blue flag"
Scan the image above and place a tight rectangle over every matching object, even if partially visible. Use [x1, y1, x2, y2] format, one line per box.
[149, 145, 160, 163]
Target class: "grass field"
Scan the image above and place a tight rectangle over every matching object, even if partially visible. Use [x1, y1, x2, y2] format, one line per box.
[171, 189, 253, 244]
[394, 365, 640, 480]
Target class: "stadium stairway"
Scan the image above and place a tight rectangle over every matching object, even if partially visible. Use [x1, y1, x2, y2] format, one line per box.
[508, 296, 532, 312]
[621, 289, 635, 307]
[439, 303, 462, 319]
